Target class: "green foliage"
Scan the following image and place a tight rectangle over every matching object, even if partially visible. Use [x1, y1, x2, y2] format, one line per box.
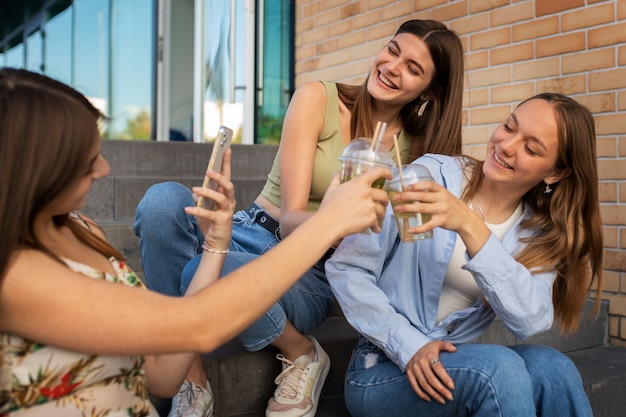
[117, 109, 151, 140]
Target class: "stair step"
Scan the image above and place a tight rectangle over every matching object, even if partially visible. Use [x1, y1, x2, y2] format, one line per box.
[567, 345, 626, 417]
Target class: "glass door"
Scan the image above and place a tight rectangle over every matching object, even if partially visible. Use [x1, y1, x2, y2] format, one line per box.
[198, 0, 254, 143]
[160, 0, 292, 143]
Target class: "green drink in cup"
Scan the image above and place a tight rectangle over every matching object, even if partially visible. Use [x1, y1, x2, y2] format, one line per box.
[339, 137, 394, 187]
[338, 137, 394, 233]
[383, 164, 434, 242]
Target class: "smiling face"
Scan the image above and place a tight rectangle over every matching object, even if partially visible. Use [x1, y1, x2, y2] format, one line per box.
[366, 32, 436, 108]
[483, 98, 570, 193]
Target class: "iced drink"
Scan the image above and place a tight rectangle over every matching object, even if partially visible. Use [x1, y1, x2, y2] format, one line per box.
[339, 137, 394, 233]
[339, 138, 394, 187]
[384, 164, 434, 242]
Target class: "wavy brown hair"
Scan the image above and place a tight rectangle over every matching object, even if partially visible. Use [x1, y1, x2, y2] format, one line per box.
[336, 19, 465, 162]
[0, 68, 123, 281]
[461, 93, 603, 333]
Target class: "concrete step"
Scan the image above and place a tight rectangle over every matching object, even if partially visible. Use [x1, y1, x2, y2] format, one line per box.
[86, 140, 278, 278]
[567, 345, 626, 417]
[85, 140, 278, 223]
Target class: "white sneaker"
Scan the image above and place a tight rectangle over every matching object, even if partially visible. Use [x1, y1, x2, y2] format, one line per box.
[167, 379, 214, 417]
[265, 336, 330, 417]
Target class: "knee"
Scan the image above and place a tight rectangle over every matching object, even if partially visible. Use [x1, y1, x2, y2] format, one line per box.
[134, 182, 192, 232]
[464, 344, 529, 378]
[511, 344, 582, 384]
[138, 182, 191, 214]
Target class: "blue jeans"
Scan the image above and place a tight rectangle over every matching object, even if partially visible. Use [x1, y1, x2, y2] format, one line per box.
[133, 182, 334, 351]
[344, 340, 592, 417]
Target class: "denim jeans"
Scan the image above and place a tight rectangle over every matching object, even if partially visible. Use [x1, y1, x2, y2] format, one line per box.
[133, 181, 334, 351]
[344, 340, 592, 417]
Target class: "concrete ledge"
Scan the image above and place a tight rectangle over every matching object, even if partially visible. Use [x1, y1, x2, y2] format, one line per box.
[477, 299, 608, 352]
[85, 140, 278, 224]
[100, 140, 278, 178]
[567, 345, 626, 417]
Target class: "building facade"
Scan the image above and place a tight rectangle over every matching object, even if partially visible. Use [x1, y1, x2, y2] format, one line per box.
[1, 0, 625, 345]
[0, 0, 294, 144]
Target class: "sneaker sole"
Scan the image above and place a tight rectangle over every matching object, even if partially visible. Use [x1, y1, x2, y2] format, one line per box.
[304, 350, 331, 417]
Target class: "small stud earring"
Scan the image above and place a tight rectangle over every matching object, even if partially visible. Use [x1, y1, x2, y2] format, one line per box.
[544, 183, 552, 194]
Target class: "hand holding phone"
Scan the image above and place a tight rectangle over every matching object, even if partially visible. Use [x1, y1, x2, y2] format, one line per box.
[197, 126, 233, 210]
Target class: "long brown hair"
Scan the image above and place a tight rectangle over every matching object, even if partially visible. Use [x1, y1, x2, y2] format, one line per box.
[0, 68, 123, 281]
[462, 93, 603, 332]
[336, 19, 465, 162]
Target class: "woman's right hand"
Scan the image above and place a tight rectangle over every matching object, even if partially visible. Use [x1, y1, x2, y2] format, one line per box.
[184, 149, 236, 252]
[317, 166, 391, 237]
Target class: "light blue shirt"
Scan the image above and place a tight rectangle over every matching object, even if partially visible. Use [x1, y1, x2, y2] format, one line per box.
[326, 154, 556, 371]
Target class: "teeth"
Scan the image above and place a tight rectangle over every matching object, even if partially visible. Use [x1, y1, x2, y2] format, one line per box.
[378, 72, 396, 89]
[494, 153, 512, 169]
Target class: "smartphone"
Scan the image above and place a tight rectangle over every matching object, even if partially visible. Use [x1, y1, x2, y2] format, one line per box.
[197, 126, 233, 210]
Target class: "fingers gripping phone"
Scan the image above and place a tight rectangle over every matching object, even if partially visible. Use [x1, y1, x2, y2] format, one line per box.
[197, 126, 233, 210]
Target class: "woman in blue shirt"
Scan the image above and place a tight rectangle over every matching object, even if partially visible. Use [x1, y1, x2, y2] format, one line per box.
[326, 93, 604, 417]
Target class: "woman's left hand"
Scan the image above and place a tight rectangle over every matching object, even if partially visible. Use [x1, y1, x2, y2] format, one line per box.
[405, 340, 457, 404]
[184, 150, 236, 251]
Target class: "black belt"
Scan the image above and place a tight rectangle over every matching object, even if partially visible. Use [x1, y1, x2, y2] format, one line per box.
[246, 203, 335, 268]
[246, 203, 281, 240]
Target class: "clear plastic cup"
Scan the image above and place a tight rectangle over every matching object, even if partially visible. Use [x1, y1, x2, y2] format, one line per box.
[339, 138, 394, 189]
[384, 164, 434, 242]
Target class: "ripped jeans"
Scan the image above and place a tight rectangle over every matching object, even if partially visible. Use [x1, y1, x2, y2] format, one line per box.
[344, 338, 592, 417]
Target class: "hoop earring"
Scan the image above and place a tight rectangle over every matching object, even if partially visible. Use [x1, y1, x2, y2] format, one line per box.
[417, 100, 429, 117]
[544, 182, 552, 194]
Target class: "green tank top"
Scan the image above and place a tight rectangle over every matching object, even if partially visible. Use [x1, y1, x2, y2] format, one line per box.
[261, 81, 413, 212]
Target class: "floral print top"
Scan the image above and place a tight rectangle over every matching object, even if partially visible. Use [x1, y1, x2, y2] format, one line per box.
[0, 257, 159, 417]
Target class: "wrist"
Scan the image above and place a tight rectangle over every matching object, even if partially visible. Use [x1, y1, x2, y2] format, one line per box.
[202, 241, 229, 255]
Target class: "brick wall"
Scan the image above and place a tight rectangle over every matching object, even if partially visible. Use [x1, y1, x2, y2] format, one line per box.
[295, 0, 626, 345]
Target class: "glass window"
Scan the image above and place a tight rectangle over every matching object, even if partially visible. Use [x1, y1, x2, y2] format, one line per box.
[44, 5, 72, 86]
[257, 0, 292, 144]
[26, 30, 43, 72]
[5, 41, 24, 68]
[203, 1, 242, 143]
[110, 0, 153, 140]
[74, 0, 110, 131]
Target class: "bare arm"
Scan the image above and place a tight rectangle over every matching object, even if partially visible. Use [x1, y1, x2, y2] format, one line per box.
[0, 167, 389, 368]
[278, 81, 328, 238]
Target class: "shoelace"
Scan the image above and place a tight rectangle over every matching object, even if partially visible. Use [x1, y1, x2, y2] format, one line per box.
[273, 354, 310, 400]
[174, 381, 208, 414]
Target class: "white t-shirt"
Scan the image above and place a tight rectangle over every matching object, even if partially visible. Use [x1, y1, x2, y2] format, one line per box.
[436, 200, 524, 323]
